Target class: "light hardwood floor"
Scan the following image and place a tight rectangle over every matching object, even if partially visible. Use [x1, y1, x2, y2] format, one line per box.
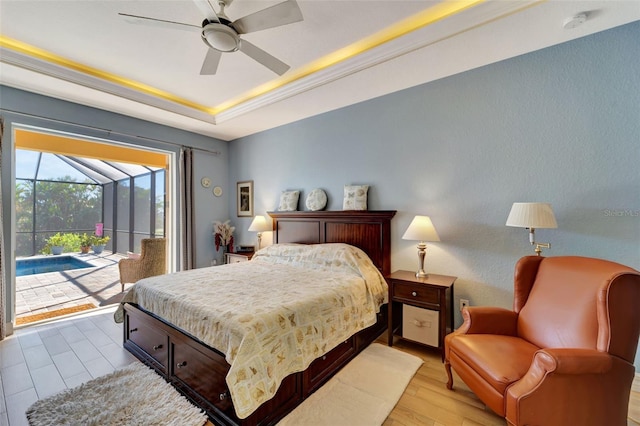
[383, 338, 640, 426]
[1, 309, 639, 426]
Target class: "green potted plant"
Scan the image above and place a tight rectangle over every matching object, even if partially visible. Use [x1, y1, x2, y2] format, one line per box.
[46, 233, 65, 255]
[91, 235, 110, 254]
[79, 233, 93, 254]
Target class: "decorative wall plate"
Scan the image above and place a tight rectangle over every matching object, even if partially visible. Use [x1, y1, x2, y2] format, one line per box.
[305, 188, 327, 211]
[201, 177, 211, 188]
[213, 186, 223, 197]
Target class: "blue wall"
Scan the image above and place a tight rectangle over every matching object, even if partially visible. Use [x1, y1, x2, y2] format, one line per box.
[229, 22, 640, 367]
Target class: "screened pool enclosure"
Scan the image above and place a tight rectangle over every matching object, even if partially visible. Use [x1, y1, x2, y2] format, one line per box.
[16, 148, 166, 257]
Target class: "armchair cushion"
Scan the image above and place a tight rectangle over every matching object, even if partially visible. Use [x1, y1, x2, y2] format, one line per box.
[447, 334, 539, 414]
[450, 335, 539, 392]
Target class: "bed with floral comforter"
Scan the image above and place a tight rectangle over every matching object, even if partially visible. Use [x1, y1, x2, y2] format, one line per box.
[114, 243, 388, 419]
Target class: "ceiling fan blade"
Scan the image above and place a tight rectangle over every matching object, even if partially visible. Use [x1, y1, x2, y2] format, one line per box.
[239, 39, 290, 75]
[192, 0, 220, 23]
[232, 0, 303, 34]
[200, 48, 222, 75]
[118, 13, 201, 31]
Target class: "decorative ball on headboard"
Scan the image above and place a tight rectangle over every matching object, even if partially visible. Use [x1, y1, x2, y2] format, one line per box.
[305, 188, 327, 211]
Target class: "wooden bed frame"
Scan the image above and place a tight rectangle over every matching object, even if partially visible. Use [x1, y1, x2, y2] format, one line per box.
[122, 210, 396, 426]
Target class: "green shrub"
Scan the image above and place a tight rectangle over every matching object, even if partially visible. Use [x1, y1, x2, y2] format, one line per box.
[42, 232, 82, 254]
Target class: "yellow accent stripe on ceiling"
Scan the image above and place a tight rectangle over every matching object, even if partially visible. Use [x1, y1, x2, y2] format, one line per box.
[15, 129, 168, 168]
[0, 36, 211, 114]
[1, 0, 486, 118]
[212, 0, 487, 114]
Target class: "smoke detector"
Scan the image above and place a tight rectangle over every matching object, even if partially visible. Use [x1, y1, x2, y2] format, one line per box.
[563, 13, 588, 29]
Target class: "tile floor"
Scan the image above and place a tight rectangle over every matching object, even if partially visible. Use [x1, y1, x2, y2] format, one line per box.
[0, 307, 136, 426]
[16, 252, 127, 320]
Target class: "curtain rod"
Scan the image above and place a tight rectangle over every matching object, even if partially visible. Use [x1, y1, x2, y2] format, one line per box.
[0, 108, 222, 156]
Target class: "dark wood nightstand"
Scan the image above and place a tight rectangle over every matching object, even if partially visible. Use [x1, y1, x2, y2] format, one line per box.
[224, 251, 254, 264]
[387, 270, 456, 361]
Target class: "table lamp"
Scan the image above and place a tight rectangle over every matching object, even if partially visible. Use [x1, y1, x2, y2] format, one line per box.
[402, 215, 440, 278]
[248, 215, 271, 250]
[506, 202, 557, 256]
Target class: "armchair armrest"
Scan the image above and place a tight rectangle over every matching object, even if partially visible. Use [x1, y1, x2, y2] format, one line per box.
[505, 349, 633, 426]
[455, 306, 518, 336]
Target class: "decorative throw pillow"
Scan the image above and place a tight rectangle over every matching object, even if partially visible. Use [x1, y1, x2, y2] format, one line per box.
[127, 251, 141, 260]
[278, 190, 300, 211]
[342, 185, 369, 210]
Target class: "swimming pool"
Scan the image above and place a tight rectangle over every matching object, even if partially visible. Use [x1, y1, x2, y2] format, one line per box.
[16, 256, 94, 277]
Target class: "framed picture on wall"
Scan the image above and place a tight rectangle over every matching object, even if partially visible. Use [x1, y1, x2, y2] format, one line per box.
[237, 180, 254, 217]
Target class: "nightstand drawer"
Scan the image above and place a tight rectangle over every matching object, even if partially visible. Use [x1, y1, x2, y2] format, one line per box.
[392, 281, 439, 305]
[225, 252, 254, 264]
[402, 305, 439, 347]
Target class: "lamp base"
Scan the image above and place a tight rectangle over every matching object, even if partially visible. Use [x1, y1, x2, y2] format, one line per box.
[415, 242, 428, 278]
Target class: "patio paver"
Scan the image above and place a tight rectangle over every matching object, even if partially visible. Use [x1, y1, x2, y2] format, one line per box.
[16, 252, 128, 322]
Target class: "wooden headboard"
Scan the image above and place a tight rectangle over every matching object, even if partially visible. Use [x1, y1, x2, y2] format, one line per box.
[268, 210, 396, 276]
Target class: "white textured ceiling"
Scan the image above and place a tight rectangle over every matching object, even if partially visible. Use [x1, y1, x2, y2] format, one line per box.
[1, 1, 639, 141]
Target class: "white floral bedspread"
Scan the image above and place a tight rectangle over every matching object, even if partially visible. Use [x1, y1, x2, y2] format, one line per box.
[114, 243, 388, 419]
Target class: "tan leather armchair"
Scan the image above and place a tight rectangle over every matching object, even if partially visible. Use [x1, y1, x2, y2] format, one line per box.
[118, 238, 167, 292]
[444, 256, 640, 426]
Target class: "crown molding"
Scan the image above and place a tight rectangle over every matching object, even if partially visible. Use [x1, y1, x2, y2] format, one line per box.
[0, 0, 542, 127]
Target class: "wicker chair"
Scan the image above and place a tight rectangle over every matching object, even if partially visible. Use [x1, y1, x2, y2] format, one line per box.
[118, 238, 167, 292]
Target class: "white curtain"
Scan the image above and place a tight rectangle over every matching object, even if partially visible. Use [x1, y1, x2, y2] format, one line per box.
[180, 147, 195, 270]
[0, 117, 6, 340]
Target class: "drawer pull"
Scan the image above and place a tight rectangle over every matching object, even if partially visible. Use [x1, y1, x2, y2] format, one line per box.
[322, 355, 327, 361]
[152, 344, 163, 351]
[129, 328, 138, 333]
[219, 391, 228, 400]
[412, 319, 431, 328]
[176, 361, 187, 369]
[411, 291, 418, 297]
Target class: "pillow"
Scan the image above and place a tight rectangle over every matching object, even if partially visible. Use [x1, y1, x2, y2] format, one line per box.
[127, 251, 141, 260]
[278, 190, 300, 211]
[342, 184, 369, 210]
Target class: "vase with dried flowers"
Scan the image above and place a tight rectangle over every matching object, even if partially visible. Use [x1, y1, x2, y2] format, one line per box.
[213, 220, 235, 256]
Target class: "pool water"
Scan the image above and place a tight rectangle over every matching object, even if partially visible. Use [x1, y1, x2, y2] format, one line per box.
[16, 256, 94, 277]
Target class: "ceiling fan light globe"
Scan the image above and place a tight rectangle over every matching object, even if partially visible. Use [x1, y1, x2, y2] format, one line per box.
[202, 24, 239, 52]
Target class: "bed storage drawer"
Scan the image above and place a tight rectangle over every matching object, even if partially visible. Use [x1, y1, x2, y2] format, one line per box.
[171, 337, 232, 413]
[304, 337, 355, 393]
[124, 309, 169, 373]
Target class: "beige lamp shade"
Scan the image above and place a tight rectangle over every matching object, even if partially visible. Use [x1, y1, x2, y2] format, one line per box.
[248, 215, 271, 232]
[402, 215, 441, 242]
[248, 215, 271, 250]
[506, 203, 557, 229]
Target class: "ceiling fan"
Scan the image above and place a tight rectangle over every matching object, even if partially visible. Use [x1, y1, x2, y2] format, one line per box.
[119, 0, 303, 76]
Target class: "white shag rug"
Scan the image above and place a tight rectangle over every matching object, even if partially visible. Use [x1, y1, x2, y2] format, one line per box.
[25, 362, 207, 426]
[278, 343, 423, 426]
